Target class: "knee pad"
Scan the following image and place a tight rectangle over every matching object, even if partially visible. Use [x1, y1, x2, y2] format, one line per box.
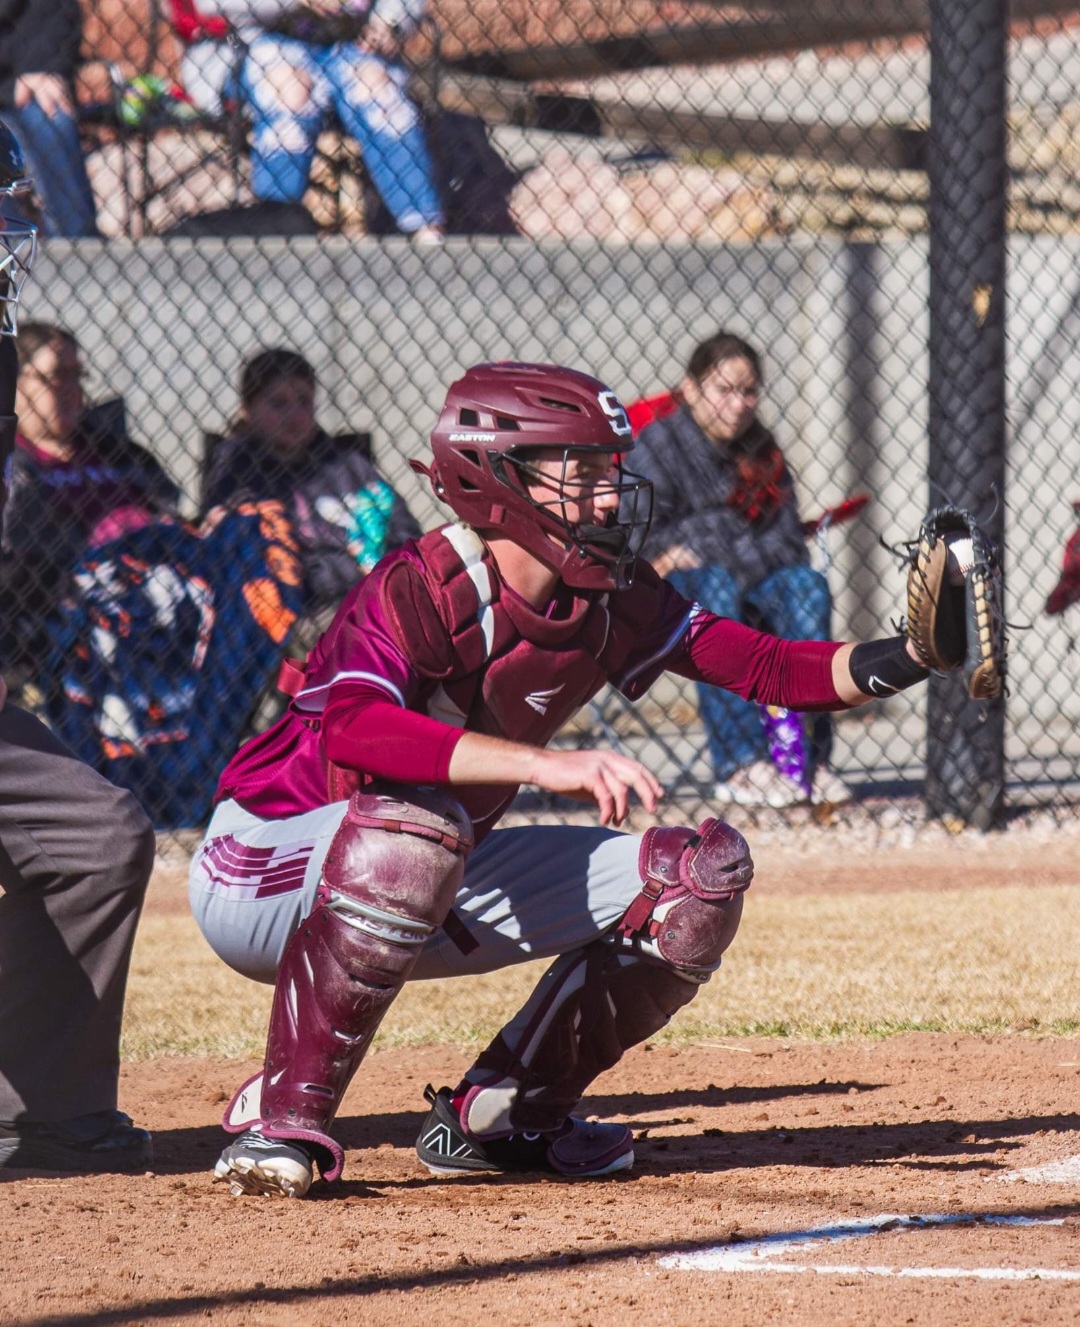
[321, 782, 473, 934]
[225, 784, 472, 1181]
[619, 818, 753, 972]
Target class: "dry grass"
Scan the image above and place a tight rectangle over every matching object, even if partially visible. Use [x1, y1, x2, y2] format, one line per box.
[121, 882, 1080, 1061]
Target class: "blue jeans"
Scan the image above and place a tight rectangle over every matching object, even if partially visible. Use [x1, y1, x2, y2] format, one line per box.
[669, 563, 834, 781]
[6, 103, 98, 238]
[240, 36, 443, 233]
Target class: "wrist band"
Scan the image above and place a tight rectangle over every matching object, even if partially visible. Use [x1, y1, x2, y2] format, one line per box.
[849, 636, 929, 697]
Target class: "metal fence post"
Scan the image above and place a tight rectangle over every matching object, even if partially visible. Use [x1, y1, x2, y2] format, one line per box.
[926, 0, 1008, 829]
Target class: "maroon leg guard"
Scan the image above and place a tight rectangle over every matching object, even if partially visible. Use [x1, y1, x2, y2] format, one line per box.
[458, 818, 752, 1139]
[225, 784, 472, 1180]
[460, 943, 704, 1137]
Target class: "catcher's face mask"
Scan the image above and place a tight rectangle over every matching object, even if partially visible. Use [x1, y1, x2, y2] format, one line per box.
[0, 209, 37, 337]
[0, 120, 37, 337]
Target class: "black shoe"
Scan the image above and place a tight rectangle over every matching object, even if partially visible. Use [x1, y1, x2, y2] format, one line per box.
[214, 1128, 316, 1198]
[0, 1109, 152, 1172]
[415, 1084, 633, 1178]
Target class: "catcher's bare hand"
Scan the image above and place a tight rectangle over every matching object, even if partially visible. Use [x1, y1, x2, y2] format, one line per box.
[532, 748, 663, 826]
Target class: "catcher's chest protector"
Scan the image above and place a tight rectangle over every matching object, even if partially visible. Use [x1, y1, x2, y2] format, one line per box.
[413, 525, 620, 744]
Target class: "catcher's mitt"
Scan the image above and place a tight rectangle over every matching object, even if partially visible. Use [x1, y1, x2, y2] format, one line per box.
[904, 505, 1006, 700]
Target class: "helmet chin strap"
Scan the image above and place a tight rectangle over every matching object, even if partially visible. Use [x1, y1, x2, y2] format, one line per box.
[575, 522, 630, 554]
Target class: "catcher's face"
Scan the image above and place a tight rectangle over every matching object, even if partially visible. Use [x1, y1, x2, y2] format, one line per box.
[519, 448, 624, 529]
[682, 354, 760, 445]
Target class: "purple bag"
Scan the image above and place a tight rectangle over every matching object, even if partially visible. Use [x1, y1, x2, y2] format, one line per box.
[760, 704, 811, 796]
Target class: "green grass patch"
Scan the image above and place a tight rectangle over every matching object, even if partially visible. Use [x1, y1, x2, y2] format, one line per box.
[122, 883, 1080, 1060]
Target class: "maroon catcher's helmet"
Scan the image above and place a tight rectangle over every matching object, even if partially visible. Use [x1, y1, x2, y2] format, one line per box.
[415, 362, 653, 591]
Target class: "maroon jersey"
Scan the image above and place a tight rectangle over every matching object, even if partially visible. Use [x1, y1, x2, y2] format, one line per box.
[216, 524, 842, 837]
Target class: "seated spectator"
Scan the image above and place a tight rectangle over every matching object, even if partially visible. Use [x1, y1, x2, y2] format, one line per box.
[200, 345, 421, 616]
[0, 322, 179, 680]
[189, 0, 445, 241]
[631, 330, 854, 808]
[0, 0, 98, 238]
[200, 346, 421, 731]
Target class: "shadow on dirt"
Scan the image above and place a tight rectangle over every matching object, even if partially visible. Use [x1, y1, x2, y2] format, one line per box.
[8, 1080, 879, 1179]
[627, 1108, 1080, 1177]
[22, 1198, 1080, 1327]
[11, 1084, 1075, 1191]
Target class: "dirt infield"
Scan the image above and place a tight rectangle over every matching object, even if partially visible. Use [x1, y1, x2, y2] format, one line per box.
[6, 819, 1080, 1327]
[6, 1038, 1080, 1326]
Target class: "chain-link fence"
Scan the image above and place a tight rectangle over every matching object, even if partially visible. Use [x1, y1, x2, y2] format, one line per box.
[3, 0, 1079, 839]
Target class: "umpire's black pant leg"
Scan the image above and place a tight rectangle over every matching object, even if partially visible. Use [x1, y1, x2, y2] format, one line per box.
[0, 705, 156, 1122]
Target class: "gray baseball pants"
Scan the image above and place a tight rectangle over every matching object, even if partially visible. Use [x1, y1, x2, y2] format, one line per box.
[189, 797, 643, 986]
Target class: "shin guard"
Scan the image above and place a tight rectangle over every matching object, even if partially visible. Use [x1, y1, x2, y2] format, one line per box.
[457, 818, 752, 1138]
[459, 943, 700, 1137]
[223, 785, 472, 1180]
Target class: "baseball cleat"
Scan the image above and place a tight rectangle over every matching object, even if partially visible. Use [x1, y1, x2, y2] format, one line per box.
[0, 1109, 152, 1172]
[214, 1129, 314, 1198]
[415, 1084, 634, 1179]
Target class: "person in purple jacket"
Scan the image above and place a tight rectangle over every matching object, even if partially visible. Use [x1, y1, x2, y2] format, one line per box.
[189, 360, 933, 1199]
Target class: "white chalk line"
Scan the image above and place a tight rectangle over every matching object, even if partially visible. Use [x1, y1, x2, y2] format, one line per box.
[1001, 1153, 1080, 1184]
[659, 1213, 1078, 1280]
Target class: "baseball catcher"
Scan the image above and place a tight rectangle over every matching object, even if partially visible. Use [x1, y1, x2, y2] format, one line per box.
[188, 361, 939, 1200]
[902, 505, 1006, 700]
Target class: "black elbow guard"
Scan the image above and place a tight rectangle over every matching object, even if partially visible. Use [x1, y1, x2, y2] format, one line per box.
[849, 636, 929, 698]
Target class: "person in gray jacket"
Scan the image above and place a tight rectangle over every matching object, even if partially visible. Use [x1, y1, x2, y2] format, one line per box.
[199, 346, 421, 614]
[632, 330, 853, 808]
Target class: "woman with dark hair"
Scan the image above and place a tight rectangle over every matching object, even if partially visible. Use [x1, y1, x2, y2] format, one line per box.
[632, 330, 853, 808]
[1, 321, 179, 678]
[200, 346, 421, 614]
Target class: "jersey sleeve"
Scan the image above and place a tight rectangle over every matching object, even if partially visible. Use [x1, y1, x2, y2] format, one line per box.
[292, 545, 471, 781]
[322, 691, 464, 783]
[606, 562, 847, 711]
[673, 610, 847, 711]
